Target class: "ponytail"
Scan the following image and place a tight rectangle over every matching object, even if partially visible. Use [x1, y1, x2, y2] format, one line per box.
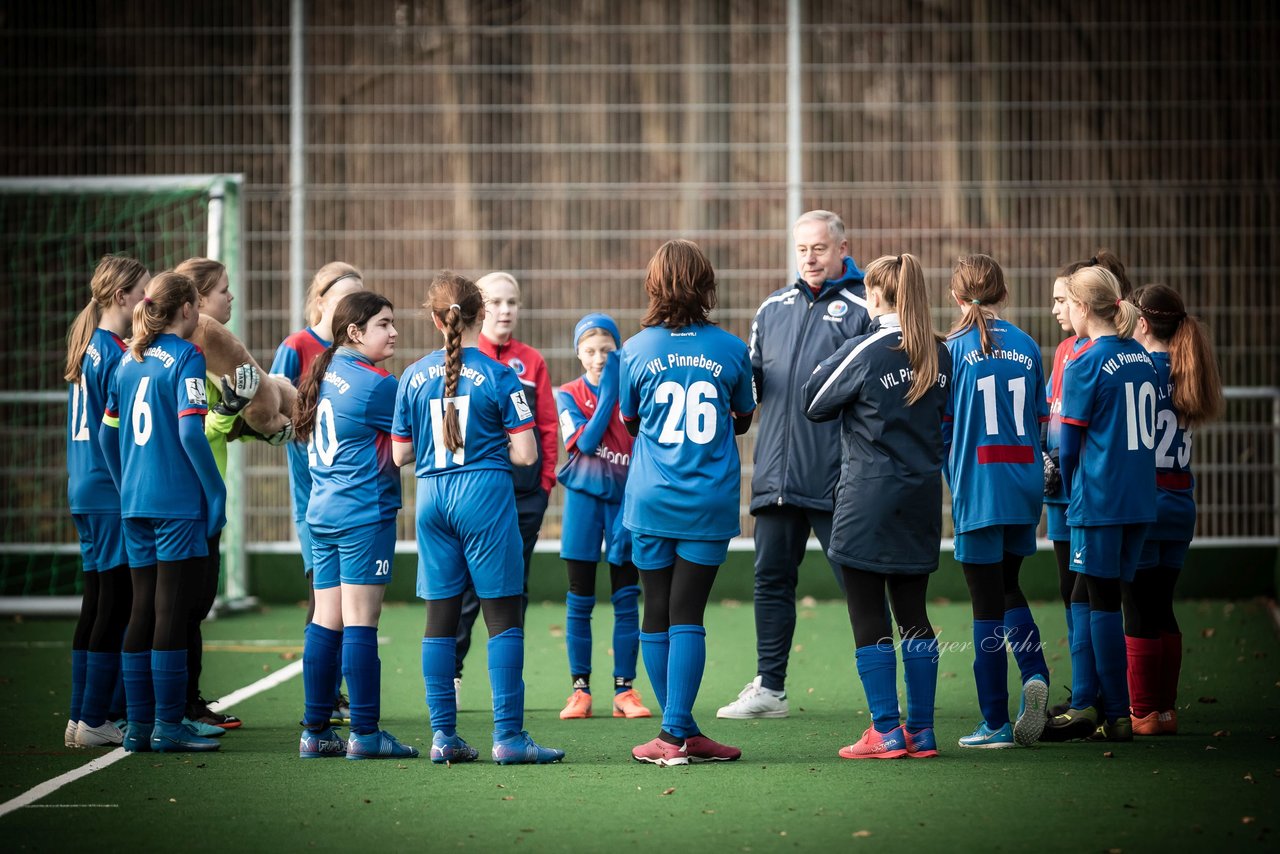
[128, 272, 197, 362]
[1132, 283, 1224, 429]
[1114, 300, 1141, 339]
[426, 271, 485, 453]
[293, 290, 392, 442]
[65, 254, 148, 381]
[1065, 266, 1134, 337]
[864, 253, 941, 405]
[949, 254, 1007, 356]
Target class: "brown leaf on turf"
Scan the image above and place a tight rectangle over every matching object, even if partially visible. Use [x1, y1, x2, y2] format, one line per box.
[702, 809, 716, 814]
[1198, 696, 1218, 704]
[281, 651, 298, 661]
[853, 830, 872, 838]
[1243, 773, 1255, 783]
[661, 787, 676, 796]
[793, 644, 804, 653]
[548, 626, 564, 638]
[1103, 751, 1115, 759]
[800, 595, 818, 608]
[262, 664, 272, 672]
[1212, 730, 1230, 737]
[496, 783, 506, 788]
[502, 796, 514, 801]
[720, 599, 741, 608]
[1242, 816, 1256, 824]
[1201, 627, 1216, 638]
[168, 798, 176, 803]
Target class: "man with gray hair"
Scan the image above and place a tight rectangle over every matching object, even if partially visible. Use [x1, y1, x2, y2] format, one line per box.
[717, 210, 871, 719]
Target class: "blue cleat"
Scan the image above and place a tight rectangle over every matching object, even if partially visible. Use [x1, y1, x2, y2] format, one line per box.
[123, 721, 154, 753]
[182, 717, 226, 739]
[431, 730, 479, 764]
[1014, 675, 1050, 746]
[346, 729, 420, 760]
[958, 721, 1016, 749]
[492, 730, 565, 765]
[151, 720, 221, 753]
[903, 727, 939, 758]
[300, 726, 346, 758]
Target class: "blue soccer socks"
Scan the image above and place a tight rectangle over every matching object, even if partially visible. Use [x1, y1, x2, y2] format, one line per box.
[972, 619, 1010, 728]
[639, 630, 670, 711]
[422, 636, 458, 736]
[1068, 602, 1098, 709]
[80, 651, 121, 728]
[150, 648, 187, 724]
[1090, 609, 1129, 721]
[488, 628, 525, 739]
[901, 637, 939, 732]
[565, 592, 595, 681]
[855, 642, 900, 734]
[121, 651, 154, 725]
[1003, 606, 1050, 684]
[69, 649, 87, 723]
[611, 585, 641, 688]
[343, 625, 381, 736]
[662, 624, 707, 741]
[303, 623, 343, 729]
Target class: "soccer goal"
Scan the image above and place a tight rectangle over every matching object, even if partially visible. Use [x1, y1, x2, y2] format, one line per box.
[0, 175, 248, 616]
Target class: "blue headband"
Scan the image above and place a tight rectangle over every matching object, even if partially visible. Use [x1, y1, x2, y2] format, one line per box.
[573, 313, 621, 350]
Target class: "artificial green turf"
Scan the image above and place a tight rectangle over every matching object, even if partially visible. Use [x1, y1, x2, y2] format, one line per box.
[1, 598, 1277, 852]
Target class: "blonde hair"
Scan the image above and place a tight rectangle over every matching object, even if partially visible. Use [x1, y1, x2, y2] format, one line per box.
[864, 253, 941, 405]
[476, 271, 521, 300]
[65, 254, 148, 382]
[129, 272, 198, 362]
[173, 257, 226, 300]
[305, 261, 364, 327]
[1065, 266, 1140, 339]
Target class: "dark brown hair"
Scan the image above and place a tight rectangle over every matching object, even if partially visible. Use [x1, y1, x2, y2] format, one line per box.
[65, 254, 148, 381]
[640, 239, 717, 329]
[1132, 283, 1224, 428]
[129, 272, 198, 362]
[1058, 249, 1131, 298]
[949, 254, 1008, 356]
[426, 270, 485, 453]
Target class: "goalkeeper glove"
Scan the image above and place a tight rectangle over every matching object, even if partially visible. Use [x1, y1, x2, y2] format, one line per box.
[265, 420, 295, 446]
[1042, 449, 1062, 497]
[213, 363, 261, 416]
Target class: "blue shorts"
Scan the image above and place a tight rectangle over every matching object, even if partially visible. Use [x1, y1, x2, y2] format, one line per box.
[560, 489, 631, 566]
[631, 533, 729, 571]
[311, 519, 396, 590]
[1045, 503, 1069, 542]
[414, 469, 523, 601]
[124, 517, 208, 566]
[73, 513, 127, 572]
[1068, 523, 1148, 582]
[1138, 538, 1191, 571]
[954, 524, 1037, 565]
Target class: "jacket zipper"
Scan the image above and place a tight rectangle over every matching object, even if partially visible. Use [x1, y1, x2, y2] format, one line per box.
[778, 289, 820, 506]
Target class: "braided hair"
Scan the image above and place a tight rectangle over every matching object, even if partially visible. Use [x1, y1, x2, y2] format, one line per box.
[426, 271, 485, 453]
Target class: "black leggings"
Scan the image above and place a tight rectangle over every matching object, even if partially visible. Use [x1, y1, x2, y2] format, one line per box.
[124, 559, 203, 655]
[88, 565, 132, 653]
[639, 557, 719, 632]
[424, 593, 522, 639]
[841, 566, 934, 649]
[186, 534, 221, 703]
[566, 560, 639, 598]
[1122, 567, 1180, 638]
[1052, 541, 1073, 608]
[961, 553, 1030, 622]
[1071, 572, 1121, 612]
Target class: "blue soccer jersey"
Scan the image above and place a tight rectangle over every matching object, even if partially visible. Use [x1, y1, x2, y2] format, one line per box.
[304, 349, 402, 535]
[392, 347, 535, 478]
[270, 327, 330, 523]
[945, 321, 1050, 533]
[619, 324, 755, 541]
[104, 333, 212, 520]
[1044, 335, 1089, 506]
[68, 328, 127, 514]
[1147, 351, 1196, 540]
[1061, 336, 1159, 527]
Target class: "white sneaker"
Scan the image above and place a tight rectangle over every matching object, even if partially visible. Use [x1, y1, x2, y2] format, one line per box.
[716, 675, 789, 719]
[76, 719, 124, 747]
[454, 677, 462, 710]
[65, 719, 82, 748]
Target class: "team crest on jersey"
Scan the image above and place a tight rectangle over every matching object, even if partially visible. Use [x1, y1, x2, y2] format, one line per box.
[511, 390, 533, 421]
[826, 300, 849, 319]
[508, 357, 526, 376]
[185, 378, 207, 406]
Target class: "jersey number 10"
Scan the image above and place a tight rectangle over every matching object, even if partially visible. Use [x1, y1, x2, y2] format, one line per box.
[1124, 381, 1158, 451]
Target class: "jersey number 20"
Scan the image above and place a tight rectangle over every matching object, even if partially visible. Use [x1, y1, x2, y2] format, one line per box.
[655, 380, 717, 445]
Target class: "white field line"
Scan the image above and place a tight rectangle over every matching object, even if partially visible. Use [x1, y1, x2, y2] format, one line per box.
[0, 659, 304, 819]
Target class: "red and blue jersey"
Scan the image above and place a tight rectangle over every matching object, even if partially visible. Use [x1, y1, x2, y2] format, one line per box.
[67, 328, 127, 514]
[556, 374, 632, 503]
[105, 333, 211, 520]
[304, 348, 401, 534]
[1061, 335, 1158, 527]
[1044, 335, 1091, 505]
[271, 327, 331, 518]
[1147, 351, 1197, 540]
[392, 347, 534, 478]
[945, 321, 1050, 533]
[619, 324, 755, 541]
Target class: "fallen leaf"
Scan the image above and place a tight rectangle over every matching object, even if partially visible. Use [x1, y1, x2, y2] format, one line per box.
[168, 798, 176, 803]
[853, 830, 872, 838]
[800, 596, 817, 608]
[793, 644, 804, 653]
[281, 651, 298, 661]
[1201, 628, 1216, 638]
[1243, 773, 1255, 783]
[262, 664, 272, 672]
[1103, 751, 1115, 759]
[702, 809, 716, 814]
[497, 783, 506, 788]
[1212, 730, 1230, 737]
[502, 796, 514, 801]
[1242, 816, 1256, 824]
[661, 787, 676, 796]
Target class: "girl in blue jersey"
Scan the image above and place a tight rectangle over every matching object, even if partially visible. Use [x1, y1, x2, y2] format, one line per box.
[1125, 284, 1222, 735]
[292, 290, 411, 760]
[1048, 266, 1159, 742]
[620, 239, 754, 766]
[555, 314, 650, 721]
[944, 255, 1052, 749]
[99, 271, 226, 753]
[803, 253, 951, 760]
[391, 271, 563, 765]
[63, 254, 149, 748]
[270, 262, 364, 724]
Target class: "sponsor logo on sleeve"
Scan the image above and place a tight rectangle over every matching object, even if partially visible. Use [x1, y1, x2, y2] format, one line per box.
[512, 390, 533, 421]
[185, 377, 207, 406]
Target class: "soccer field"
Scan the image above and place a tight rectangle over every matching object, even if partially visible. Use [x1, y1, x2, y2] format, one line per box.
[2, 598, 1276, 852]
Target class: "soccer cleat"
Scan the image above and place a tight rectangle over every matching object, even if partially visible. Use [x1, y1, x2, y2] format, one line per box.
[1041, 706, 1098, 742]
[299, 726, 346, 758]
[839, 726, 909, 760]
[76, 719, 124, 748]
[430, 730, 479, 764]
[493, 731, 565, 765]
[1157, 709, 1178, 735]
[684, 733, 741, 762]
[151, 720, 221, 753]
[632, 737, 689, 766]
[958, 721, 1016, 749]
[182, 717, 226, 738]
[1014, 675, 1050, 746]
[1088, 716, 1133, 743]
[716, 676, 789, 720]
[903, 727, 939, 758]
[612, 688, 652, 719]
[1047, 685, 1074, 718]
[330, 693, 351, 725]
[64, 719, 81, 749]
[1130, 710, 1161, 736]
[559, 689, 593, 720]
[346, 729, 420, 760]
[123, 722, 153, 753]
[188, 696, 242, 730]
